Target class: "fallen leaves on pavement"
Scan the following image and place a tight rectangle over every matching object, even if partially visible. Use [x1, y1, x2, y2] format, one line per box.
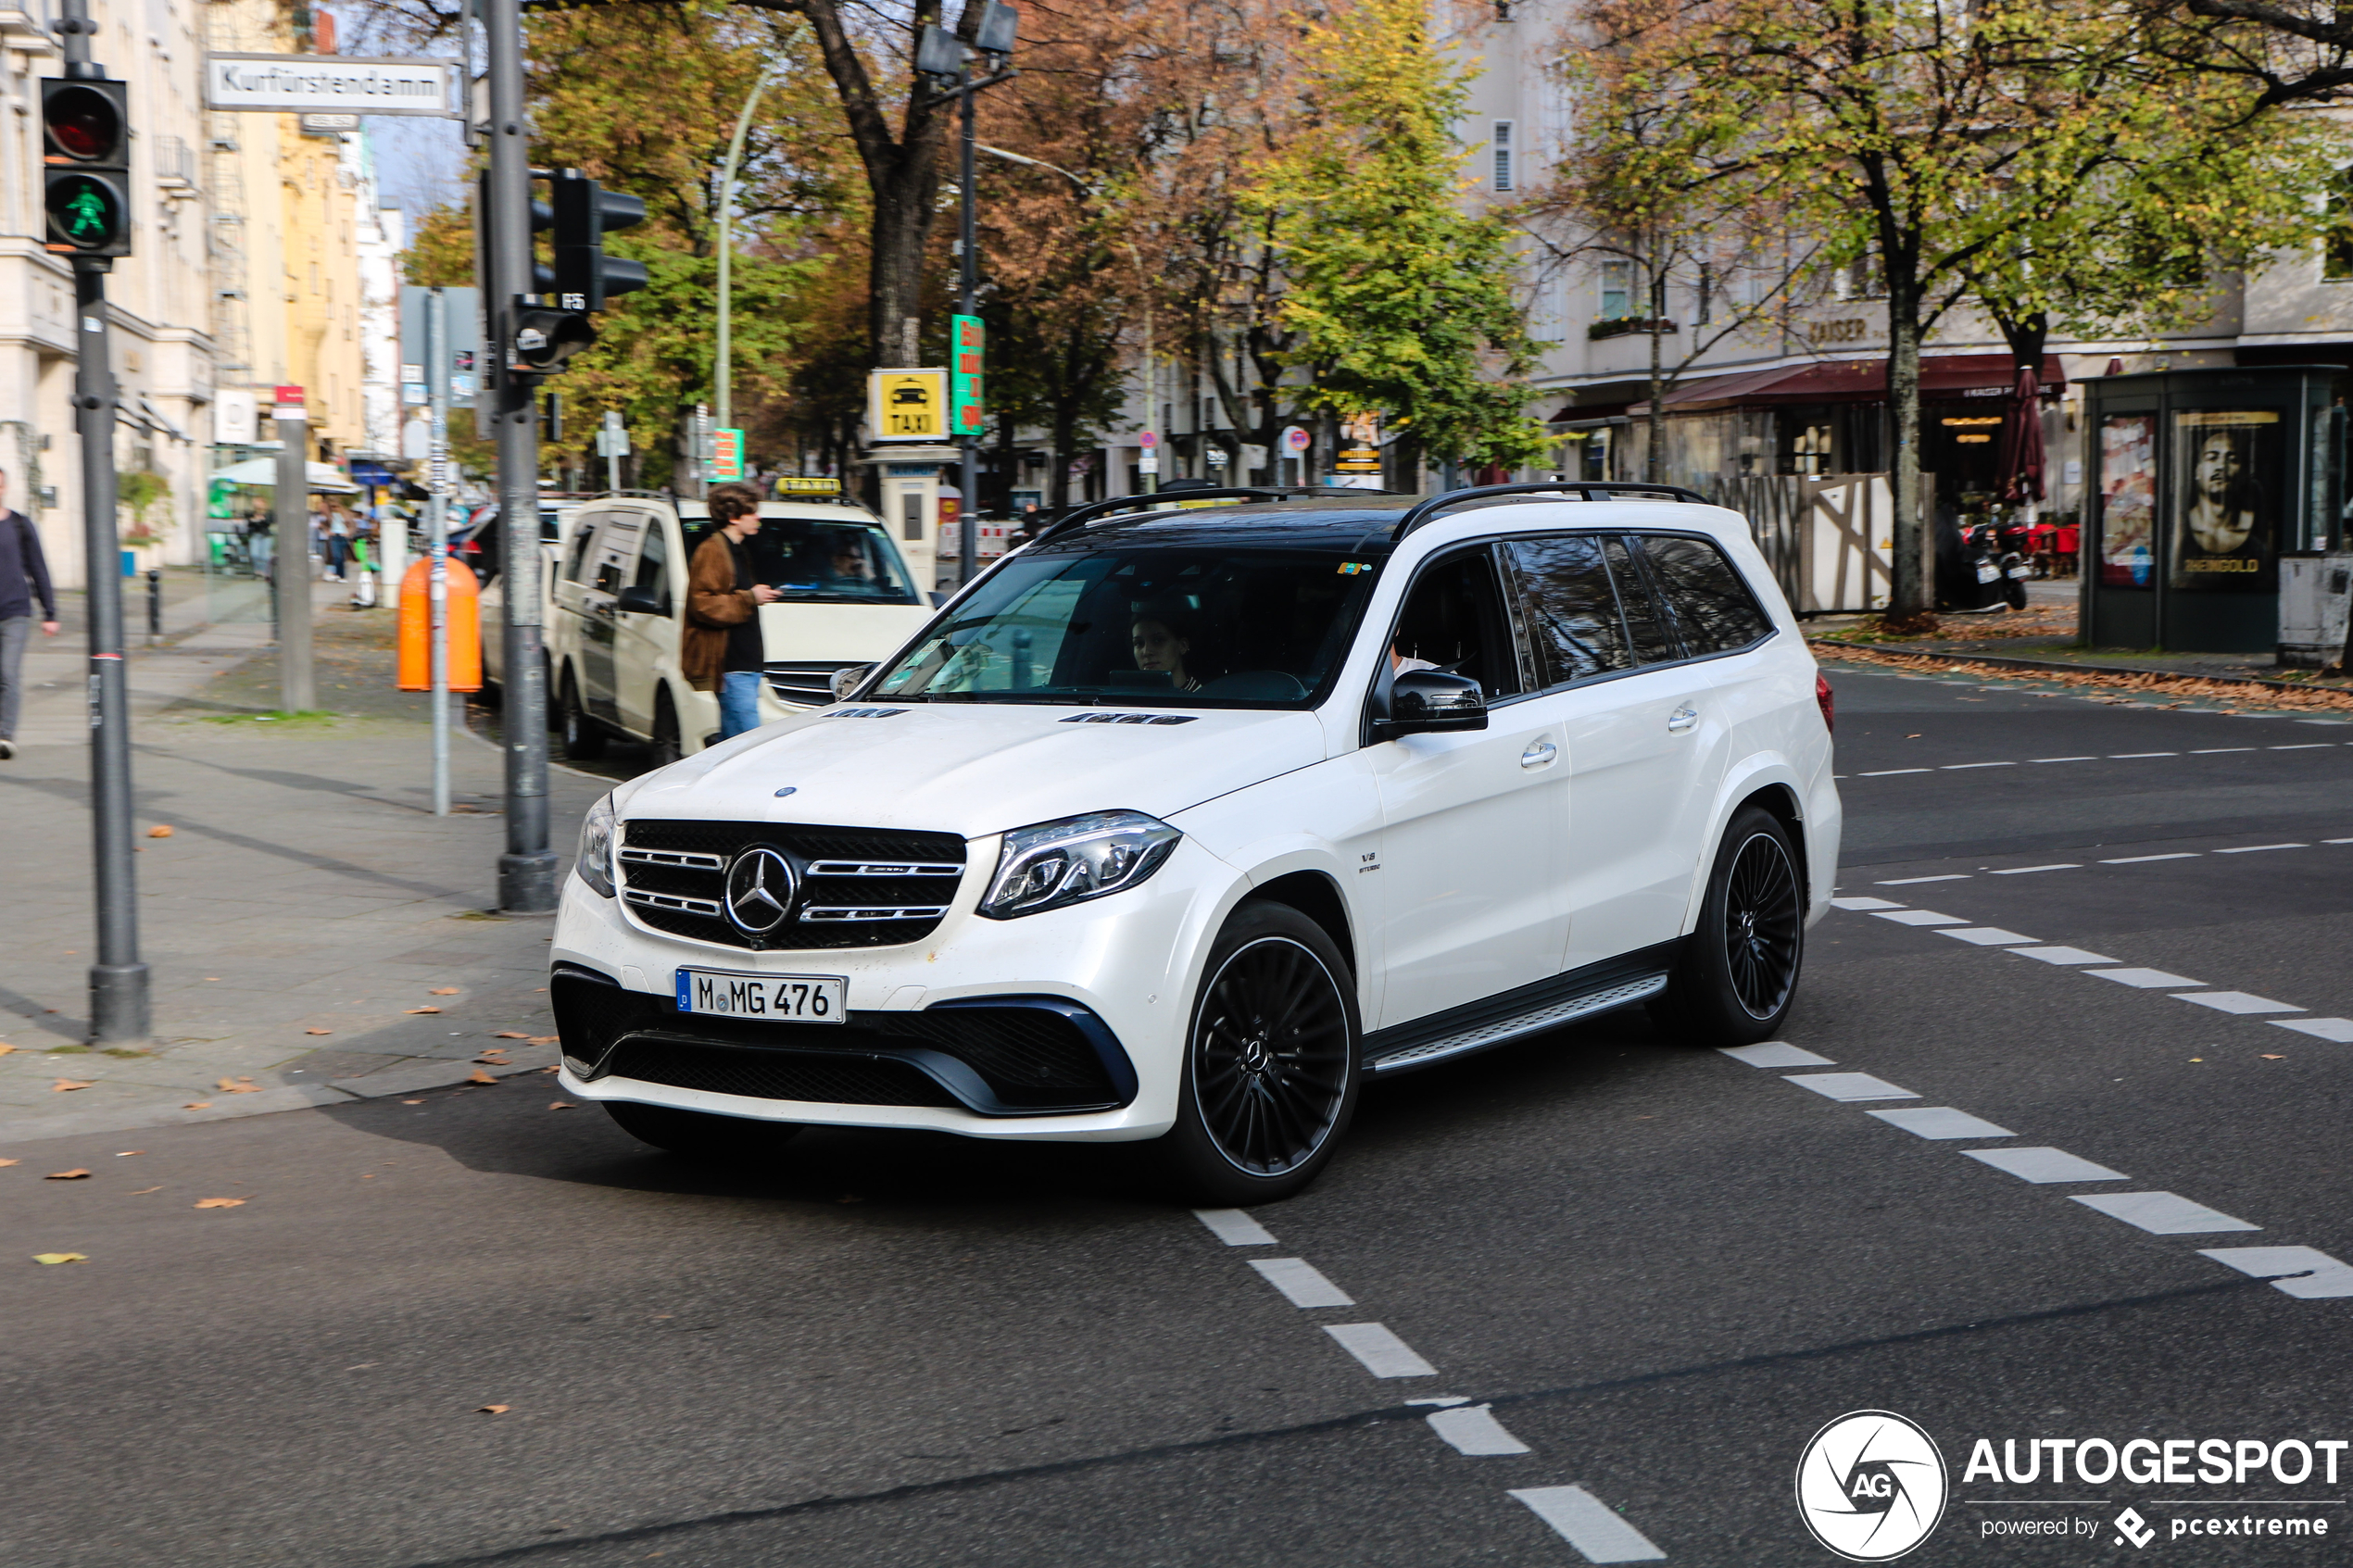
[51, 1080, 93, 1093]
[401, 1098, 424, 1105]
[31, 1253, 87, 1265]
[182, 1101, 211, 1110]
[548, 1101, 575, 1110]
[217, 1077, 260, 1094]
[305, 1028, 333, 1036]
[528, 1035, 559, 1045]
[492, 1031, 531, 1039]
[467, 1069, 497, 1085]
[129, 1186, 160, 1195]
[478, 1404, 510, 1414]
[146, 824, 173, 838]
[193, 1198, 245, 1210]
[431, 987, 461, 996]
[405, 1007, 443, 1015]
[0, 1043, 16, 1056]
[0, 1159, 19, 1168]
[45, 1170, 91, 1180]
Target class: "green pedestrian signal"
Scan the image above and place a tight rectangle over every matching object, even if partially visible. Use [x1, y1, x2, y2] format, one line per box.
[41, 78, 132, 258]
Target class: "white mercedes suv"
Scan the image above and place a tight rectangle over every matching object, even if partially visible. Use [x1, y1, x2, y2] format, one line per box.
[550, 484, 1841, 1202]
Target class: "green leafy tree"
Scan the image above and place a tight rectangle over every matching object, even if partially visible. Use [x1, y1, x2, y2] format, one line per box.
[1584, 0, 2336, 624]
[1253, 0, 1549, 480]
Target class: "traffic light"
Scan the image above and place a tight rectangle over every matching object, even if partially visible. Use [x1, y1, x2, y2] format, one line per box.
[550, 172, 648, 313]
[508, 306, 597, 375]
[42, 78, 131, 258]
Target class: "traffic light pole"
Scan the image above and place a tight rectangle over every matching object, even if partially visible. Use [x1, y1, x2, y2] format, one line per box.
[485, 0, 557, 911]
[957, 61, 979, 586]
[57, 0, 147, 1044]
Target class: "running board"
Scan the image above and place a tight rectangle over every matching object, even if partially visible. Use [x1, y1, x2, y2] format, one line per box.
[1362, 942, 1680, 1077]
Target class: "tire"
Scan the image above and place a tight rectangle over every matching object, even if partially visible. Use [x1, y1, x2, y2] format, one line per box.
[1151, 901, 1361, 1205]
[560, 671, 606, 760]
[604, 1100, 800, 1162]
[646, 690, 683, 771]
[1649, 804, 1806, 1047]
[2001, 575, 2028, 610]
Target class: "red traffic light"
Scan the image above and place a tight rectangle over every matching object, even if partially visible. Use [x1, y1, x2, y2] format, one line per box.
[42, 81, 127, 165]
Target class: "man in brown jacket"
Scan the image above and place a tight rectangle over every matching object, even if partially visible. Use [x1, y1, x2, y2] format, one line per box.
[684, 483, 780, 740]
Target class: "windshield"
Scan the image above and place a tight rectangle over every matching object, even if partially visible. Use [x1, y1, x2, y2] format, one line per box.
[687, 515, 922, 605]
[873, 544, 1383, 708]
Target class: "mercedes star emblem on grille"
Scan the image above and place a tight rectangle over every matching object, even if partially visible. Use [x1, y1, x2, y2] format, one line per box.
[724, 847, 799, 934]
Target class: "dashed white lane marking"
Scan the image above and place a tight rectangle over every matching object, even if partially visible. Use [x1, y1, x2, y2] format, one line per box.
[1944, 761, 2015, 769]
[2174, 991, 2304, 1015]
[2032, 756, 2099, 762]
[1322, 1322, 1438, 1378]
[2085, 967, 2205, 988]
[2216, 842, 2308, 853]
[1719, 1042, 1835, 1068]
[2101, 852, 2200, 863]
[1879, 873, 1970, 884]
[1875, 909, 1966, 926]
[2201, 1247, 2353, 1299]
[2271, 744, 2335, 750]
[2072, 1191, 2261, 1235]
[1830, 896, 1905, 910]
[2330, 837, 2353, 845]
[1785, 1073, 1919, 1102]
[1194, 1209, 1277, 1247]
[1860, 767, 1933, 776]
[1510, 1486, 1669, 1563]
[1992, 863, 2080, 875]
[1425, 1403, 1531, 1457]
[1248, 1258, 1354, 1309]
[1938, 926, 2039, 946]
[2191, 747, 2258, 754]
[2008, 945, 2120, 965]
[2110, 752, 2180, 759]
[1870, 1106, 2016, 1139]
[1965, 1147, 2131, 1184]
[2272, 1016, 2353, 1042]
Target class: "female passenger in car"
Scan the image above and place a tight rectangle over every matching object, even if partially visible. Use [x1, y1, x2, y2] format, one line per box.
[1130, 608, 1204, 692]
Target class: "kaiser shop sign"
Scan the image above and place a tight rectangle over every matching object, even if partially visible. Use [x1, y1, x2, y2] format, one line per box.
[206, 54, 459, 118]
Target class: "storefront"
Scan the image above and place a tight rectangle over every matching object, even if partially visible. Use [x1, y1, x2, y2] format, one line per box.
[2083, 367, 2342, 654]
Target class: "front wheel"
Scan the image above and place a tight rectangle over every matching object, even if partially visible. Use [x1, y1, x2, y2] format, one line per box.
[1151, 902, 1360, 1205]
[646, 692, 683, 771]
[560, 671, 606, 760]
[1649, 805, 1806, 1047]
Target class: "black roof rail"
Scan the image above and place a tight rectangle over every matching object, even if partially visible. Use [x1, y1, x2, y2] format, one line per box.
[1036, 485, 1324, 544]
[1394, 481, 1715, 539]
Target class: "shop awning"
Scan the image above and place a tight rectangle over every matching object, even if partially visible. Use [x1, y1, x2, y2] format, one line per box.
[1629, 353, 2068, 414]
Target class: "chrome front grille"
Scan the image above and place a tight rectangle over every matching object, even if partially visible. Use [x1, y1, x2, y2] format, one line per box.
[763, 660, 862, 707]
[619, 819, 967, 950]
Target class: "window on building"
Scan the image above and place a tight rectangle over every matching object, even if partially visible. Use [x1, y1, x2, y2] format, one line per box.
[1492, 121, 1515, 193]
[1600, 259, 1634, 320]
[1831, 256, 1885, 300]
[1695, 264, 1713, 325]
[2324, 172, 2353, 281]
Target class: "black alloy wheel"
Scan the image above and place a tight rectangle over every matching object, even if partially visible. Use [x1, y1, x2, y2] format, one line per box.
[1155, 902, 1359, 1204]
[646, 693, 683, 771]
[1649, 803, 1806, 1046]
[560, 671, 605, 760]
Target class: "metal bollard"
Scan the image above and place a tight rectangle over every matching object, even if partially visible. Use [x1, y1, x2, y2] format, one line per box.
[145, 569, 160, 642]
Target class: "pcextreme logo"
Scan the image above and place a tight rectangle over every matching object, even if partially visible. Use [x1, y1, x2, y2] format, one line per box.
[1796, 1410, 1951, 1562]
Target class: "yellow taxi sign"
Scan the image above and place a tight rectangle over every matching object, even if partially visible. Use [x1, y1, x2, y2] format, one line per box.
[775, 475, 841, 495]
[869, 369, 948, 440]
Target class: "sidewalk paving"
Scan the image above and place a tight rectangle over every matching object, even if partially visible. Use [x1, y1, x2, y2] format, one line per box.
[0, 584, 607, 1145]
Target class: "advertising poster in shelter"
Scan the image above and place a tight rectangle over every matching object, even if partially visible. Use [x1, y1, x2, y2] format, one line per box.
[2097, 414, 2157, 587]
[2171, 410, 2280, 591]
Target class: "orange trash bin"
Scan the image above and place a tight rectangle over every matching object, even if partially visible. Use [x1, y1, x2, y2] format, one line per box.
[396, 557, 483, 692]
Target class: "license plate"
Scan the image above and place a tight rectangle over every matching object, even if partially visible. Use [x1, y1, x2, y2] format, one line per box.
[2008, 565, 2033, 578]
[674, 968, 846, 1022]
[1976, 565, 2001, 583]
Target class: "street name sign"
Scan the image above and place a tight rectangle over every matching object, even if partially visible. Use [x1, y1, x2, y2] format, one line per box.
[205, 54, 459, 118]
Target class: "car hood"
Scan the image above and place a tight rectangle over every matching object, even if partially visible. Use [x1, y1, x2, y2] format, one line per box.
[614, 704, 1327, 839]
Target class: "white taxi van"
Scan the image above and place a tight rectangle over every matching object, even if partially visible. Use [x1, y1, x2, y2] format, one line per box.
[550, 484, 1841, 1201]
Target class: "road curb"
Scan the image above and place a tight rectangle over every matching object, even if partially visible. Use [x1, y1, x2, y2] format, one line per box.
[1807, 637, 2353, 696]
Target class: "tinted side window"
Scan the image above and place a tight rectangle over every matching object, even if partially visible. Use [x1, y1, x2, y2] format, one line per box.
[1602, 535, 1676, 663]
[1504, 534, 1632, 688]
[563, 515, 601, 583]
[1638, 534, 1774, 655]
[1392, 549, 1522, 699]
[633, 518, 669, 596]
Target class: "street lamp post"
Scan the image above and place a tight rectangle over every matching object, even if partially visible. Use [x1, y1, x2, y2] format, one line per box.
[714, 68, 779, 437]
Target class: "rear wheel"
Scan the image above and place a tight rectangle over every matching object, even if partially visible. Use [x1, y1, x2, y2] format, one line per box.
[1151, 902, 1359, 1205]
[1649, 804, 1806, 1046]
[647, 690, 683, 771]
[560, 671, 606, 759]
[604, 1101, 800, 1162]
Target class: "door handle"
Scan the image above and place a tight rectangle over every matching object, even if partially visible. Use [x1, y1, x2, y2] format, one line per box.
[1667, 704, 1698, 734]
[1520, 739, 1558, 770]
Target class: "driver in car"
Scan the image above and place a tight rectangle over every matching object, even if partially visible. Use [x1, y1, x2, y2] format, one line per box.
[1130, 607, 1204, 693]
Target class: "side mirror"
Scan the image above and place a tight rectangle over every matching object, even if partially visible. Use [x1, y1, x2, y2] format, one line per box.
[614, 584, 665, 616]
[1373, 668, 1487, 740]
[830, 662, 875, 701]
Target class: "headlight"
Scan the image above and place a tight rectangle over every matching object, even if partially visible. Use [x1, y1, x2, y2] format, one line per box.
[978, 809, 1181, 920]
[575, 793, 617, 898]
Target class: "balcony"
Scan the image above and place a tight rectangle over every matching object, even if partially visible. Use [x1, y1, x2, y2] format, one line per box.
[1587, 317, 1680, 342]
[156, 136, 198, 189]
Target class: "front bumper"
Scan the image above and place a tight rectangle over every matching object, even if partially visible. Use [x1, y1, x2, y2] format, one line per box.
[548, 833, 1237, 1141]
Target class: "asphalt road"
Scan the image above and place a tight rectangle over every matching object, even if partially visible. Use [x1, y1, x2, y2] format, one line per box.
[9, 659, 2353, 1567]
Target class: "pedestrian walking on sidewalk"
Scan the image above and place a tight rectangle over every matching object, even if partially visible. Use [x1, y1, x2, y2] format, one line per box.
[0, 466, 59, 761]
[684, 483, 779, 742]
